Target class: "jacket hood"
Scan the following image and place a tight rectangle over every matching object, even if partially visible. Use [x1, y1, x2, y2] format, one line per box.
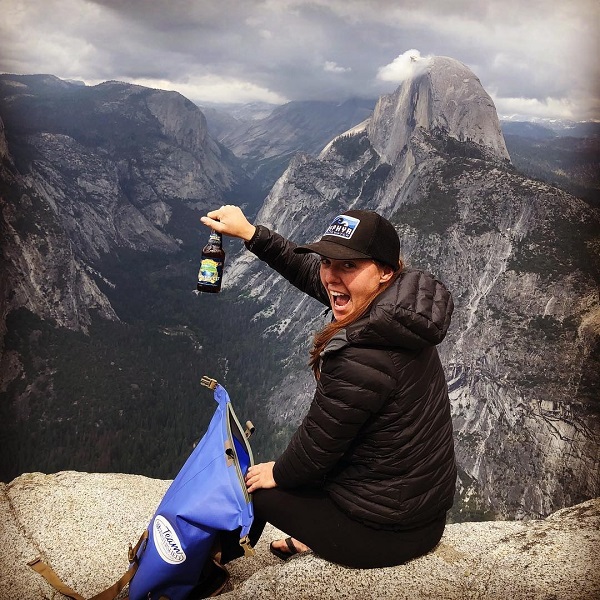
[343, 268, 454, 351]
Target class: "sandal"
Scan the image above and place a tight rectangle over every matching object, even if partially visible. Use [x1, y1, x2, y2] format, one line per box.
[269, 537, 301, 561]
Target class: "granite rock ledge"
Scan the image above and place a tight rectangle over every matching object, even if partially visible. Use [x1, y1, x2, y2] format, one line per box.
[1, 472, 598, 600]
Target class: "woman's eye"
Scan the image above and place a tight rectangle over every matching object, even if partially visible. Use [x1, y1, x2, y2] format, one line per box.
[343, 262, 355, 269]
[320, 258, 331, 265]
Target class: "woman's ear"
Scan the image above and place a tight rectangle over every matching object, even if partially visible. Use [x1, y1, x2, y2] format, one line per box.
[379, 264, 395, 283]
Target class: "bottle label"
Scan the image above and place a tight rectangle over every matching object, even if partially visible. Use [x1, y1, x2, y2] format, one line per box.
[198, 258, 223, 286]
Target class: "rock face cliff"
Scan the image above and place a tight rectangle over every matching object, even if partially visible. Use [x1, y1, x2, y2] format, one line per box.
[226, 56, 600, 519]
[366, 56, 508, 166]
[0, 118, 117, 335]
[0, 76, 259, 482]
[2, 472, 598, 600]
[0, 75, 243, 333]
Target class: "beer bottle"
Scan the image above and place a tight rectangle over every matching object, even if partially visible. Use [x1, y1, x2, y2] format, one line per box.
[197, 230, 225, 293]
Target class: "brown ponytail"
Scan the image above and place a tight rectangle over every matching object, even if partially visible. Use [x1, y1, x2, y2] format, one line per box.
[309, 260, 403, 379]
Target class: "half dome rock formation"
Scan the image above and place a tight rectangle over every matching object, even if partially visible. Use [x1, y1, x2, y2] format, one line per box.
[367, 56, 509, 165]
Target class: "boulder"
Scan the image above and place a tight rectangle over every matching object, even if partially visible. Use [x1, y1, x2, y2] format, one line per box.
[1, 471, 598, 600]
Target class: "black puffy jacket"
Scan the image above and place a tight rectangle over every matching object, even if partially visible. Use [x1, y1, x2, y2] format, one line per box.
[246, 225, 457, 530]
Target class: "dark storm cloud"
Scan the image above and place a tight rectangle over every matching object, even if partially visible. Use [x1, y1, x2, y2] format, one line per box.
[1, 0, 598, 119]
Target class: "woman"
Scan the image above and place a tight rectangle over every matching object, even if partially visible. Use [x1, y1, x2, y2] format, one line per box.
[201, 205, 456, 569]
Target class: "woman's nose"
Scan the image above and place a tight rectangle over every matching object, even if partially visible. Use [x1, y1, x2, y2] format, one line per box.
[321, 264, 340, 283]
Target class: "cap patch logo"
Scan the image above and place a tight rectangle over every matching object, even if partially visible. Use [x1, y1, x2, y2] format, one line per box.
[324, 214, 360, 239]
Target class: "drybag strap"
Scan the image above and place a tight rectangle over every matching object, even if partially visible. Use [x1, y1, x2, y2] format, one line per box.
[128, 529, 149, 563]
[239, 534, 255, 557]
[27, 559, 136, 600]
[87, 529, 148, 600]
[87, 566, 137, 600]
[27, 530, 148, 600]
[27, 557, 85, 600]
[201, 376, 218, 390]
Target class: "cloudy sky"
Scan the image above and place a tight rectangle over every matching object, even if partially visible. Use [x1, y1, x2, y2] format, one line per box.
[1, 0, 598, 121]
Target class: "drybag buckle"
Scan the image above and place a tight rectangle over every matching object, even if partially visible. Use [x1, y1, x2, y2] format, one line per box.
[27, 557, 42, 568]
[128, 530, 149, 562]
[201, 376, 218, 389]
[239, 535, 255, 557]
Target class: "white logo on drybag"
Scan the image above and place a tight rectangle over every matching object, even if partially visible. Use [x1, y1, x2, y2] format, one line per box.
[153, 515, 186, 564]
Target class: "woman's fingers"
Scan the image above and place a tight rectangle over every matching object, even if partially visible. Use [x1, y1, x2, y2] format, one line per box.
[200, 205, 256, 241]
[245, 461, 277, 492]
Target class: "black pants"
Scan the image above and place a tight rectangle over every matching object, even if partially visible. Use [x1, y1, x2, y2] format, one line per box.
[222, 487, 446, 569]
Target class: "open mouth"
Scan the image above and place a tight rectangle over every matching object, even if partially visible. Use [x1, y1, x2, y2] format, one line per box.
[331, 291, 350, 308]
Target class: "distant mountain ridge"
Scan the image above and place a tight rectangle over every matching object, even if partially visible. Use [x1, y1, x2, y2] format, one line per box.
[203, 97, 376, 193]
[202, 99, 599, 206]
[500, 119, 599, 207]
[501, 118, 600, 139]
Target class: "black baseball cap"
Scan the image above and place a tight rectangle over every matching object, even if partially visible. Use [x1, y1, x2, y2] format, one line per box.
[294, 210, 400, 270]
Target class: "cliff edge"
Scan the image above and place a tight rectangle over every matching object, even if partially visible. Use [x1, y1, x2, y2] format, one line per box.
[1, 472, 598, 599]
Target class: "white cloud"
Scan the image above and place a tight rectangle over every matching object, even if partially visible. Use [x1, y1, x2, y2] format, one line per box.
[323, 61, 350, 74]
[258, 29, 273, 40]
[492, 95, 577, 121]
[124, 75, 288, 105]
[376, 50, 432, 83]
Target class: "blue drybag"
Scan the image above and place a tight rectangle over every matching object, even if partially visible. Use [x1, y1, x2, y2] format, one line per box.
[128, 377, 255, 600]
[28, 377, 253, 600]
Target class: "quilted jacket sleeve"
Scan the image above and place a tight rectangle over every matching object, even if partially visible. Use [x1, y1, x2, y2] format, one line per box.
[245, 225, 329, 305]
[273, 338, 397, 488]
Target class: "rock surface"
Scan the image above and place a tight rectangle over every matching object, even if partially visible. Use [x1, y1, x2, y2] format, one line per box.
[1, 471, 598, 600]
[367, 56, 509, 165]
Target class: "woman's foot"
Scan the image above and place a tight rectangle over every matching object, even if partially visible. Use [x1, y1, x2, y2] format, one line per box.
[269, 537, 310, 561]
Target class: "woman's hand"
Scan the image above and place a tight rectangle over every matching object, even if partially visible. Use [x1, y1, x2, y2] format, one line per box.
[245, 461, 277, 493]
[200, 205, 256, 242]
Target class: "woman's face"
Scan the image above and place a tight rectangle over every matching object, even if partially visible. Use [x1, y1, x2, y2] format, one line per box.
[319, 257, 394, 321]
